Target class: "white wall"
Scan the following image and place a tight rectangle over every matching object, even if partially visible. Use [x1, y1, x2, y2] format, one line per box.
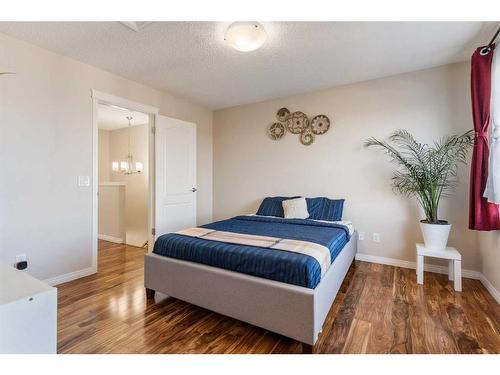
[0, 33, 213, 281]
[213, 62, 481, 271]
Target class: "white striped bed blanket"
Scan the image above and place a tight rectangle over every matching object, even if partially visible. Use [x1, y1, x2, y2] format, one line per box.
[175, 227, 331, 277]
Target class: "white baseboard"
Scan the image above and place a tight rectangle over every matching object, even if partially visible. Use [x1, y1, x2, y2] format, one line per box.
[355, 253, 499, 304]
[98, 234, 123, 244]
[39, 251, 499, 304]
[478, 273, 500, 304]
[354, 253, 481, 279]
[43, 265, 97, 286]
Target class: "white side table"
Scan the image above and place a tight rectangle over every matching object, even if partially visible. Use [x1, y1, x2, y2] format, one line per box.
[416, 243, 462, 292]
[0, 263, 57, 353]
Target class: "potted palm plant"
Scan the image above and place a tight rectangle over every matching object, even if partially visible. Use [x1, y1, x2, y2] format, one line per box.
[365, 129, 474, 250]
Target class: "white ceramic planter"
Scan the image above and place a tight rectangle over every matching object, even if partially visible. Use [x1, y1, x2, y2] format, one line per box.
[420, 221, 451, 250]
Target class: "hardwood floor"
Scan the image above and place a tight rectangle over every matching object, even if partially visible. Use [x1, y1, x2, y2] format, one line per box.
[56, 240, 500, 354]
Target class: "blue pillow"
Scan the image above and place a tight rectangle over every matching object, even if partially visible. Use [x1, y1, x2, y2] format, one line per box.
[256, 196, 300, 217]
[306, 197, 345, 221]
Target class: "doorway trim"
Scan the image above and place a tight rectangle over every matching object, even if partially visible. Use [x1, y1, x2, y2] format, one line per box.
[91, 89, 159, 272]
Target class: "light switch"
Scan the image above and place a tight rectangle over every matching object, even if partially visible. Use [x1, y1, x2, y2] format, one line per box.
[78, 176, 90, 187]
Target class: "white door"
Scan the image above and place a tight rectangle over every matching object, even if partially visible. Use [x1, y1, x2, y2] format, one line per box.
[155, 115, 197, 239]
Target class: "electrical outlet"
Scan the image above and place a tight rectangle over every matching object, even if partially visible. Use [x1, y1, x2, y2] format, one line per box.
[15, 254, 27, 263]
[358, 231, 365, 241]
[372, 233, 381, 243]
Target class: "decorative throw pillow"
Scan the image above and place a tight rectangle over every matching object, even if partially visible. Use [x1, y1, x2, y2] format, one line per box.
[306, 197, 345, 221]
[282, 197, 310, 219]
[256, 196, 300, 217]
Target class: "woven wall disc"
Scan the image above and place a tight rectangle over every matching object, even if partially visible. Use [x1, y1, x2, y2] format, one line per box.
[286, 111, 309, 134]
[310, 114, 330, 135]
[300, 129, 314, 146]
[268, 122, 286, 140]
[276, 107, 290, 122]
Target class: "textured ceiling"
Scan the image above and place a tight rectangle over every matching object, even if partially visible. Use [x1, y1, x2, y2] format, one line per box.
[0, 22, 495, 109]
[98, 104, 149, 131]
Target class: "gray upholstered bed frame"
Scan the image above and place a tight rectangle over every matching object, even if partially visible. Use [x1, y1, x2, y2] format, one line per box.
[144, 232, 357, 352]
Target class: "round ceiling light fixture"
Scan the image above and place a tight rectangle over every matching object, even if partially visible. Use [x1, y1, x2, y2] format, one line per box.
[224, 22, 267, 52]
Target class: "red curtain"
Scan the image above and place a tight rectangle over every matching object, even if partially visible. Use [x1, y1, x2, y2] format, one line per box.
[469, 45, 500, 230]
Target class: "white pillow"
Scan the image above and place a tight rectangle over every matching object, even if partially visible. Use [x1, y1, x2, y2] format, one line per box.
[282, 197, 309, 219]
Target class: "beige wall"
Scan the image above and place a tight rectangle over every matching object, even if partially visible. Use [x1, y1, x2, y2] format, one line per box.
[478, 232, 500, 292]
[2, 29, 497, 290]
[108, 124, 149, 247]
[98, 129, 110, 182]
[98, 184, 125, 241]
[214, 62, 481, 271]
[98, 129, 126, 242]
[0, 32, 213, 281]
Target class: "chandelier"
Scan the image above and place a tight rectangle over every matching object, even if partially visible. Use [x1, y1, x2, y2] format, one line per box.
[111, 116, 143, 175]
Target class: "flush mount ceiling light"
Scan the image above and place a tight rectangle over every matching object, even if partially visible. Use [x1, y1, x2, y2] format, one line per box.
[224, 22, 267, 52]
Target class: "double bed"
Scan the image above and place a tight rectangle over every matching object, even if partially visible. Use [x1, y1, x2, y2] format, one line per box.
[144, 197, 357, 352]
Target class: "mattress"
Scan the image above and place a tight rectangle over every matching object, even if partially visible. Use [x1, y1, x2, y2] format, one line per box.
[152, 215, 351, 289]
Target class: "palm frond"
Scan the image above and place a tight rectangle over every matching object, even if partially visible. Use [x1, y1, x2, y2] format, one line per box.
[365, 129, 473, 223]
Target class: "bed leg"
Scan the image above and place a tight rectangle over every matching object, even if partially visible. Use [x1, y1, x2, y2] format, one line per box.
[145, 288, 155, 299]
[301, 343, 314, 354]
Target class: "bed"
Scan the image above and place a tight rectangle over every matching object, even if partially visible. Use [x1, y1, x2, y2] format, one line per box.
[144, 198, 357, 353]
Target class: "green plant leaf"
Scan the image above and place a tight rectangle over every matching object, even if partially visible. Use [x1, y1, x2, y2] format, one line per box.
[364, 129, 473, 223]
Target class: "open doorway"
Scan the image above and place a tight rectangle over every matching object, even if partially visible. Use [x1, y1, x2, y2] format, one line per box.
[91, 90, 197, 273]
[91, 90, 158, 271]
[97, 104, 150, 251]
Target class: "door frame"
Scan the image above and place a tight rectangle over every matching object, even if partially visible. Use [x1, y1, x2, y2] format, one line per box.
[91, 89, 159, 271]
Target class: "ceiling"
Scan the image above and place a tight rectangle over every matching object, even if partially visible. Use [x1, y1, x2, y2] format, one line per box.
[98, 104, 149, 131]
[0, 22, 496, 109]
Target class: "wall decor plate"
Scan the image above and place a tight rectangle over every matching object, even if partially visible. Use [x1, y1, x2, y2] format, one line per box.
[268, 122, 286, 140]
[310, 114, 330, 135]
[300, 129, 314, 146]
[276, 107, 290, 122]
[286, 111, 309, 134]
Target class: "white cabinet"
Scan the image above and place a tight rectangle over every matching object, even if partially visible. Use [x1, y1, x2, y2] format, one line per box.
[0, 263, 57, 353]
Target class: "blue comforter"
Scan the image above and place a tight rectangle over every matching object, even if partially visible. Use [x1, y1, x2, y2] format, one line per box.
[153, 215, 351, 289]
